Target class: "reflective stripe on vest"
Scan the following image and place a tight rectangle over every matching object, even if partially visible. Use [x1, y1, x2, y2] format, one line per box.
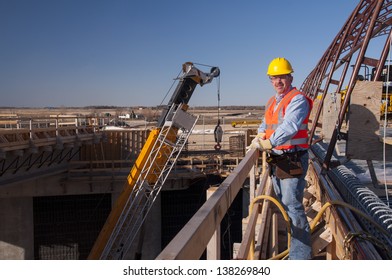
[265, 88, 312, 150]
[266, 123, 308, 130]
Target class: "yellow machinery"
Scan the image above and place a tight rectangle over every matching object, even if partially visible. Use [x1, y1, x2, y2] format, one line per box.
[231, 120, 261, 128]
[379, 65, 392, 117]
[88, 62, 220, 259]
[338, 72, 392, 118]
[380, 91, 392, 117]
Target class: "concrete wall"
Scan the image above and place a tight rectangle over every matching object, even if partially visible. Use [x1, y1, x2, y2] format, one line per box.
[0, 172, 181, 260]
[0, 197, 34, 259]
[0, 173, 125, 260]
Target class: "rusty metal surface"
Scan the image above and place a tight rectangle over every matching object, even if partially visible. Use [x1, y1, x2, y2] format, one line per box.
[301, 0, 392, 170]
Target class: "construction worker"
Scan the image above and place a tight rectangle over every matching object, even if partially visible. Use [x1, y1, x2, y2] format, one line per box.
[248, 57, 313, 259]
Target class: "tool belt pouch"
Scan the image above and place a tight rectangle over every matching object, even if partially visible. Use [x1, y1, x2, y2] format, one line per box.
[271, 155, 303, 179]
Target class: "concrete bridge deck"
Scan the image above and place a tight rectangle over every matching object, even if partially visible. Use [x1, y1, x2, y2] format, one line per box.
[1, 116, 390, 260]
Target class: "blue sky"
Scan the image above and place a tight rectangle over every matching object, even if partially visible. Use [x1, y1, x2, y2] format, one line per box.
[0, 0, 358, 108]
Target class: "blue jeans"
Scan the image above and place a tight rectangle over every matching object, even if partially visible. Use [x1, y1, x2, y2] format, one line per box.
[271, 152, 312, 260]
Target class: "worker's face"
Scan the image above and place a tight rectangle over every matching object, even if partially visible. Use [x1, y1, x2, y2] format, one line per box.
[269, 74, 293, 94]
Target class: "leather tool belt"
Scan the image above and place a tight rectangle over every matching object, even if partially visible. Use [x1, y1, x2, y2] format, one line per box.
[267, 150, 306, 179]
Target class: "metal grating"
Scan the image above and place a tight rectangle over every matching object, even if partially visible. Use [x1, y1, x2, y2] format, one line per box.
[33, 193, 111, 260]
[229, 135, 245, 157]
[161, 174, 243, 260]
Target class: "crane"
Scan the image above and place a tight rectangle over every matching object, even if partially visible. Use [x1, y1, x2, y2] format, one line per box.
[88, 62, 220, 259]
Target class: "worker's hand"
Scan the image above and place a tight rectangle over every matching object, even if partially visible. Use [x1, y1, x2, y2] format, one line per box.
[246, 138, 272, 151]
[246, 132, 266, 151]
[246, 139, 261, 151]
[258, 139, 272, 150]
[256, 132, 266, 140]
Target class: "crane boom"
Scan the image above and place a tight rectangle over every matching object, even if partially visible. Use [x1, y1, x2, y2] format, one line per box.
[88, 62, 220, 259]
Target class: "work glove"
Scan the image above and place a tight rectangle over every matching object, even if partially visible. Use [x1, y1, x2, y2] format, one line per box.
[256, 132, 266, 140]
[246, 138, 272, 151]
[246, 132, 267, 152]
[258, 139, 272, 150]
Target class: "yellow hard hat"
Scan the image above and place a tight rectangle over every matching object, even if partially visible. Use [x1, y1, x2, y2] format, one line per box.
[267, 57, 294, 76]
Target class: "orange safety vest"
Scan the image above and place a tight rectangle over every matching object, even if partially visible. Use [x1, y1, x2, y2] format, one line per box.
[265, 88, 313, 150]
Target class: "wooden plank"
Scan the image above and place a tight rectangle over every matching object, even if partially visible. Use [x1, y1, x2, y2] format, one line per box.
[324, 203, 347, 260]
[249, 165, 256, 201]
[259, 208, 272, 260]
[206, 187, 220, 260]
[308, 98, 320, 127]
[306, 201, 321, 223]
[322, 93, 340, 141]
[270, 211, 279, 257]
[326, 238, 337, 260]
[253, 182, 273, 260]
[311, 226, 332, 256]
[366, 159, 379, 188]
[347, 81, 392, 161]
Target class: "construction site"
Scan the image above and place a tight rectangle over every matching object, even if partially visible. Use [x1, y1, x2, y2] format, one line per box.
[1, 0, 392, 261]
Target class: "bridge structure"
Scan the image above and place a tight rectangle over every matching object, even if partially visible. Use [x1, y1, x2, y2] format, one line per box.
[0, 114, 391, 260]
[0, 115, 244, 185]
[0, 115, 251, 259]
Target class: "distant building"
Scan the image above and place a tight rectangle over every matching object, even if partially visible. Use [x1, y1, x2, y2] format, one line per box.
[118, 114, 131, 119]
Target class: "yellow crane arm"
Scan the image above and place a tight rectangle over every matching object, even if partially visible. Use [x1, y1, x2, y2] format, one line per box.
[88, 62, 220, 259]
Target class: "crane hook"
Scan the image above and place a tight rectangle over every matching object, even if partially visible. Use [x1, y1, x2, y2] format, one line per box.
[214, 119, 223, 151]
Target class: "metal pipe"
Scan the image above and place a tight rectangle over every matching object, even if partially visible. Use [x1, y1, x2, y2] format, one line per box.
[373, 28, 392, 81]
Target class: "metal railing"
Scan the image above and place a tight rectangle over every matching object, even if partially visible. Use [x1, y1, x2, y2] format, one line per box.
[0, 116, 106, 152]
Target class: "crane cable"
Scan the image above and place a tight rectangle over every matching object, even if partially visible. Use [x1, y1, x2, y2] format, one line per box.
[192, 62, 223, 150]
[382, 33, 391, 207]
[217, 71, 221, 122]
[214, 74, 223, 150]
[154, 68, 183, 121]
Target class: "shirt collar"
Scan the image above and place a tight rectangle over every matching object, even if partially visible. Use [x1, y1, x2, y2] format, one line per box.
[275, 86, 294, 103]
